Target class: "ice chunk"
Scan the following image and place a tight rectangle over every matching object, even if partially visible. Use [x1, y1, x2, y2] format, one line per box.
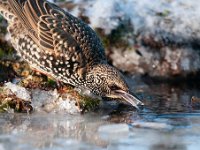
[31, 89, 59, 108]
[31, 89, 79, 114]
[55, 97, 79, 114]
[4, 82, 31, 101]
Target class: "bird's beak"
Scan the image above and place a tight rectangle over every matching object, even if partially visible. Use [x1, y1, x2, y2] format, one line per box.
[113, 90, 144, 109]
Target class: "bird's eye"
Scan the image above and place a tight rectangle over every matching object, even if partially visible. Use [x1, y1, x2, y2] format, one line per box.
[110, 85, 121, 91]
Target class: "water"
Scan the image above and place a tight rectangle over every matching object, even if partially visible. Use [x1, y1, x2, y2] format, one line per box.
[0, 77, 200, 150]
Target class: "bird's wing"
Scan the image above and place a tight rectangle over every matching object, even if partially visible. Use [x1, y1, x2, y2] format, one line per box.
[8, 0, 73, 53]
[8, 0, 106, 65]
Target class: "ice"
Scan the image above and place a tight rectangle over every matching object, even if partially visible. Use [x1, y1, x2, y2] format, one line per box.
[31, 89, 79, 114]
[3, 82, 79, 114]
[31, 89, 59, 108]
[55, 97, 79, 114]
[4, 82, 31, 101]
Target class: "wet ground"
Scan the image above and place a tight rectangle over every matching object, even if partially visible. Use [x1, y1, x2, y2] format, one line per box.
[0, 76, 200, 150]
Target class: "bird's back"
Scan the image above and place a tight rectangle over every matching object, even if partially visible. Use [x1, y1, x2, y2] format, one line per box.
[0, 0, 107, 85]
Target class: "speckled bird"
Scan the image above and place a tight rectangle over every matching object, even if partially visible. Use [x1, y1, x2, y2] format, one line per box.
[0, 0, 143, 108]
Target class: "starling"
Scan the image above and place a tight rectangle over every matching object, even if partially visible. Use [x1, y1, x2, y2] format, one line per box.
[0, 0, 143, 108]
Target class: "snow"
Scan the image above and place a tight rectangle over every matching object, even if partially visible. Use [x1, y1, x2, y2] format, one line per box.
[66, 0, 200, 41]
[85, 0, 125, 34]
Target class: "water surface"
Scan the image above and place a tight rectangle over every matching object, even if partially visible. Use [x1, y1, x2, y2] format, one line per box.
[0, 77, 200, 150]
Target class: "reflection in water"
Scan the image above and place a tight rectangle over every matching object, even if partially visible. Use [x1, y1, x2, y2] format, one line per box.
[0, 113, 108, 149]
[0, 80, 200, 150]
[151, 143, 187, 150]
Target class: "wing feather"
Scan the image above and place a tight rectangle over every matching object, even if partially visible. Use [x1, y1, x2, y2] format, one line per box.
[8, 0, 105, 68]
[8, 0, 32, 29]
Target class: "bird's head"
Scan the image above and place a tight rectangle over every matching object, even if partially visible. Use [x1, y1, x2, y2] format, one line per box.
[85, 64, 143, 109]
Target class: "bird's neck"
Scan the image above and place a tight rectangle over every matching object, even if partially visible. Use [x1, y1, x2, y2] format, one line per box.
[86, 63, 111, 76]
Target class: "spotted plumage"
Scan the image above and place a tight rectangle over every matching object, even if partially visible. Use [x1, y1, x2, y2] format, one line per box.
[0, 0, 143, 108]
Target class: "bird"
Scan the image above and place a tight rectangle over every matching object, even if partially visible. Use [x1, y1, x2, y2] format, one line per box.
[0, 0, 143, 109]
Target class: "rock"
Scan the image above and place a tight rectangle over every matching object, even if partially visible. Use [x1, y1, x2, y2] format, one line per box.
[110, 46, 200, 78]
[0, 85, 33, 113]
[191, 96, 200, 108]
